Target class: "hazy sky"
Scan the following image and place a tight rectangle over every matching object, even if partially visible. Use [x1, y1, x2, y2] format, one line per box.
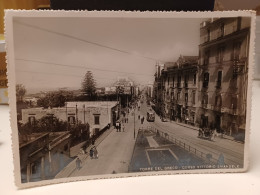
[13, 16, 201, 93]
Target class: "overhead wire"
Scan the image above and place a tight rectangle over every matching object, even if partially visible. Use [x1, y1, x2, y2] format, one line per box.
[15, 58, 154, 77]
[14, 21, 164, 63]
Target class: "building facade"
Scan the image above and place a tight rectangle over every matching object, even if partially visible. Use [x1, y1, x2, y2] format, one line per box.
[21, 101, 119, 136]
[159, 56, 199, 125]
[153, 17, 250, 140]
[197, 17, 250, 138]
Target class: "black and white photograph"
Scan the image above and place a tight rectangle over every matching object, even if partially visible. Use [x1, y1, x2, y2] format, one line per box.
[4, 11, 255, 188]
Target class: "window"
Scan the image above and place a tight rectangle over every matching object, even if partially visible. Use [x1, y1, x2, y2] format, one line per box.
[31, 163, 37, 175]
[94, 115, 100, 125]
[203, 72, 209, 88]
[28, 116, 36, 126]
[193, 74, 196, 85]
[68, 116, 75, 124]
[185, 93, 188, 103]
[215, 94, 222, 107]
[216, 71, 222, 88]
[192, 91, 196, 105]
[171, 91, 174, 100]
[184, 75, 189, 88]
[172, 76, 175, 87]
[177, 76, 181, 88]
[202, 93, 208, 106]
[204, 50, 210, 65]
[167, 77, 170, 86]
[233, 42, 241, 60]
[207, 29, 211, 42]
[177, 92, 180, 100]
[231, 96, 238, 109]
[217, 47, 225, 63]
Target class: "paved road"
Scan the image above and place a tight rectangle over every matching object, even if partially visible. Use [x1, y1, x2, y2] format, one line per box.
[69, 109, 139, 177]
[139, 96, 244, 167]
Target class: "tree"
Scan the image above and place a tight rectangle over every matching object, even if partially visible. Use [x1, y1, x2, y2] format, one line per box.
[81, 71, 96, 100]
[37, 90, 74, 108]
[16, 84, 26, 102]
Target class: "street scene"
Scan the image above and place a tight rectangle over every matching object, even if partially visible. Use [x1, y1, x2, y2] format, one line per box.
[12, 15, 250, 183]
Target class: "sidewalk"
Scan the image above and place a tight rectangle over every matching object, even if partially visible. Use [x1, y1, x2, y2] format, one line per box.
[55, 127, 114, 178]
[56, 110, 141, 178]
[153, 111, 241, 143]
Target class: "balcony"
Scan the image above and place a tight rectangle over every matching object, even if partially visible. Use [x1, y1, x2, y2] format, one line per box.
[177, 82, 181, 88]
[233, 60, 245, 76]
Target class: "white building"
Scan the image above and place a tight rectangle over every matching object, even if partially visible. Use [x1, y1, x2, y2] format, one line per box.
[21, 101, 119, 136]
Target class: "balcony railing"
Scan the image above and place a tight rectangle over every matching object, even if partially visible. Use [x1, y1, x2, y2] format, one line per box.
[233, 60, 245, 75]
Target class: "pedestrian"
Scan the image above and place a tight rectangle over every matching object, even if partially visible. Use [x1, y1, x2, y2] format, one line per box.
[119, 121, 121, 132]
[126, 117, 128, 123]
[138, 115, 140, 120]
[76, 157, 81, 170]
[93, 146, 98, 159]
[116, 121, 120, 132]
[122, 123, 125, 132]
[90, 147, 94, 159]
[91, 137, 95, 145]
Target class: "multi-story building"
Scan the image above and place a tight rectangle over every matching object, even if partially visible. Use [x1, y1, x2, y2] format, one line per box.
[160, 56, 198, 125]
[197, 17, 250, 138]
[146, 81, 154, 99]
[153, 62, 165, 116]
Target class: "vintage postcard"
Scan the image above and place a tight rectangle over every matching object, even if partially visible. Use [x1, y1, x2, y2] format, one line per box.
[4, 10, 255, 188]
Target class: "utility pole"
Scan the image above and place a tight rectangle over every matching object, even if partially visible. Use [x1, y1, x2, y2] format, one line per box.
[76, 103, 78, 125]
[134, 107, 136, 139]
[83, 104, 85, 124]
[65, 102, 68, 131]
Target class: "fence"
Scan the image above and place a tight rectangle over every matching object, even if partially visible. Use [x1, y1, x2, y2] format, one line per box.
[142, 126, 218, 164]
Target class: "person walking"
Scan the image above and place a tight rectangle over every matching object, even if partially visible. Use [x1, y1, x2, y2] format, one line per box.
[76, 157, 81, 170]
[90, 147, 94, 159]
[116, 120, 120, 132]
[122, 123, 125, 132]
[91, 137, 95, 145]
[119, 121, 121, 132]
[93, 146, 98, 159]
[141, 116, 144, 124]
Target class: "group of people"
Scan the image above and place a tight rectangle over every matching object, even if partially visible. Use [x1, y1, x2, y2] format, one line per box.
[89, 146, 98, 159]
[115, 120, 125, 132]
[75, 139, 99, 170]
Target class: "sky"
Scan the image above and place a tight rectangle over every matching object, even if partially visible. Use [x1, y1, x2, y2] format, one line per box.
[13, 16, 201, 93]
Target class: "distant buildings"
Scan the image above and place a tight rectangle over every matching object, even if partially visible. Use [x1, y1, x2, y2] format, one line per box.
[154, 56, 198, 124]
[146, 81, 154, 99]
[21, 101, 119, 137]
[153, 17, 250, 139]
